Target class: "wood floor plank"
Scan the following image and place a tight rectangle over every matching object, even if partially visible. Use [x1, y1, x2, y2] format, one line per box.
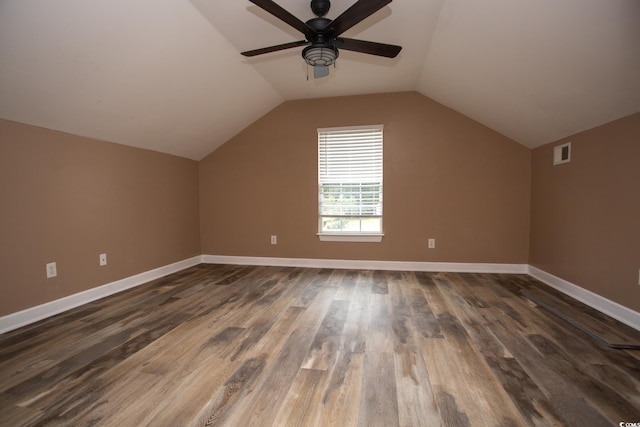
[301, 299, 349, 370]
[401, 271, 443, 339]
[1, 264, 639, 427]
[421, 273, 525, 426]
[0, 397, 42, 426]
[479, 275, 640, 411]
[463, 274, 631, 426]
[484, 356, 569, 427]
[221, 287, 337, 427]
[70, 370, 163, 426]
[197, 305, 305, 426]
[389, 274, 442, 427]
[366, 293, 393, 353]
[338, 271, 370, 354]
[149, 354, 264, 426]
[358, 351, 399, 427]
[272, 368, 327, 426]
[497, 284, 640, 419]
[486, 317, 613, 426]
[420, 337, 480, 427]
[3, 323, 148, 404]
[228, 270, 312, 362]
[434, 274, 533, 426]
[442, 274, 568, 426]
[333, 269, 359, 301]
[23, 317, 191, 424]
[317, 350, 365, 427]
[527, 332, 640, 422]
[523, 286, 640, 348]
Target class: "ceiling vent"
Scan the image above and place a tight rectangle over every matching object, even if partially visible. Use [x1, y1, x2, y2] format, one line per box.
[553, 142, 571, 165]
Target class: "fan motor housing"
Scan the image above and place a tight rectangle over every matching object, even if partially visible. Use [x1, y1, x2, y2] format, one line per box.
[306, 17, 332, 32]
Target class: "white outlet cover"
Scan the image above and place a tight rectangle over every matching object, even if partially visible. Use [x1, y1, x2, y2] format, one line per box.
[99, 253, 107, 266]
[46, 262, 57, 278]
[428, 238, 436, 249]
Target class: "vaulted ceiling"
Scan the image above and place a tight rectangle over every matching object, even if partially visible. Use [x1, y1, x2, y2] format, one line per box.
[1, 0, 638, 160]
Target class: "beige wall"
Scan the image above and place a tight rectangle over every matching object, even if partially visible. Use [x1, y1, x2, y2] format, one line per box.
[199, 92, 531, 264]
[530, 113, 640, 312]
[0, 119, 200, 315]
[3, 92, 637, 319]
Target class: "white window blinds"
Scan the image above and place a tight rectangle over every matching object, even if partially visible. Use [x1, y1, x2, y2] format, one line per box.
[318, 125, 383, 235]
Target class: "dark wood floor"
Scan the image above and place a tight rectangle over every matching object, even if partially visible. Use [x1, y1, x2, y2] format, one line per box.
[1, 264, 639, 426]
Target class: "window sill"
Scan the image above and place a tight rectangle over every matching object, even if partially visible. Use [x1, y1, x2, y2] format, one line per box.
[317, 233, 384, 243]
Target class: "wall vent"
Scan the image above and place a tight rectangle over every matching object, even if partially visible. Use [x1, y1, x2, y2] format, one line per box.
[553, 142, 571, 165]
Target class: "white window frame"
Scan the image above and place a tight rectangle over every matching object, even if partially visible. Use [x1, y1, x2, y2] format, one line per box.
[317, 125, 384, 243]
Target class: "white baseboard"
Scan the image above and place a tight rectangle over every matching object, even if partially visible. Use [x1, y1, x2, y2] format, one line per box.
[527, 265, 640, 331]
[0, 256, 202, 335]
[201, 254, 528, 274]
[5, 255, 637, 335]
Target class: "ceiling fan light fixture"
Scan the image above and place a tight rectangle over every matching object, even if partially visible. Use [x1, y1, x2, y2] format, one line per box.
[303, 45, 338, 67]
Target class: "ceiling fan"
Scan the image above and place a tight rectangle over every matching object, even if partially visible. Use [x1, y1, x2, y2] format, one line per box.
[241, 0, 402, 78]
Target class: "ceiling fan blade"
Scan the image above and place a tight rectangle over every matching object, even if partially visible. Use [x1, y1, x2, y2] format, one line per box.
[334, 37, 401, 58]
[241, 40, 310, 57]
[324, 0, 392, 37]
[248, 0, 317, 36]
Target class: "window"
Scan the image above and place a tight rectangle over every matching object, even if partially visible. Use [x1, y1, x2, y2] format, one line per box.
[318, 125, 383, 242]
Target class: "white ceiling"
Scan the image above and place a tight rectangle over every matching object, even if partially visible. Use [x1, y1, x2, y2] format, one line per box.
[1, 0, 638, 160]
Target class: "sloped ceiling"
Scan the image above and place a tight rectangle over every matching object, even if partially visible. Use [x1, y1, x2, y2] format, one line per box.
[0, 0, 638, 160]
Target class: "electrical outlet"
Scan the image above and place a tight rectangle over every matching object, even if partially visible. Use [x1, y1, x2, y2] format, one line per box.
[99, 253, 107, 266]
[428, 238, 436, 249]
[46, 262, 57, 278]
[271, 235, 277, 245]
